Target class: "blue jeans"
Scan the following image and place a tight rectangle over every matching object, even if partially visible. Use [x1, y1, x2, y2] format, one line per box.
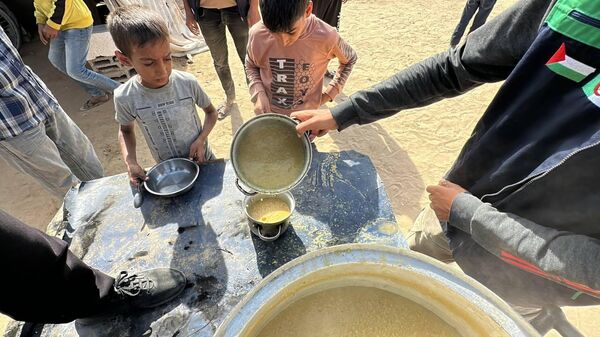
[48, 27, 119, 97]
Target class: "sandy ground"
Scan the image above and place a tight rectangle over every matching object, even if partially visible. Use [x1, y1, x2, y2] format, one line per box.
[1, 0, 598, 335]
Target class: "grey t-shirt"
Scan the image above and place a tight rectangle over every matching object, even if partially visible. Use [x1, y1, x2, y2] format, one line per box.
[114, 70, 213, 163]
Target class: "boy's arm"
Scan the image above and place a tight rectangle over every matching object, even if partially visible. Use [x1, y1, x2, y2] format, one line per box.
[245, 37, 270, 114]
[324, 37, 358, 101]
[118, 124, 147, 186]
[183, 0, 200, 35]
[189, 103, 218, 163]
[188, 81, 217, 162]
[115, 98, 146, 185]
[247, 0, 261, 27]
[245, 42, 266, 103]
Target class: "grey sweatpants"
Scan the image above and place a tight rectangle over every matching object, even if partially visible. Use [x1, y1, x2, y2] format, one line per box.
[0, 105, 103, 198]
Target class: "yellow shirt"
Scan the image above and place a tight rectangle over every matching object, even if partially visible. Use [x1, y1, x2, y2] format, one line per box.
[34, 0, 93, 30]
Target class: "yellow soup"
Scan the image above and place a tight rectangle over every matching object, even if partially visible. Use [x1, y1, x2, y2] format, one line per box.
[248, 198, 291, 224]
[258, 286, 462, 337]
[236, 119, 306, 191]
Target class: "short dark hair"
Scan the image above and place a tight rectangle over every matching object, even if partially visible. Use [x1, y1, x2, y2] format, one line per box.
[260, 0, 309, 33]
[107, 5, 169, 56]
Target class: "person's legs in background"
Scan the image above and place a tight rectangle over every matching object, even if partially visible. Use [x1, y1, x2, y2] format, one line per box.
[450, 0, 480, 47]
[469, 0, 497, 34]
[0, 104, 102, 199]
[223, 7, 249, 78]
[222, 7, 249, 119]
[312, 0, 343, 29]
[0, 122, 79, 199]
[48, 28, 96, 96]
[44, 104, 104, 181]
[197, 8, 237, 120]
[61, 27, 120, 111]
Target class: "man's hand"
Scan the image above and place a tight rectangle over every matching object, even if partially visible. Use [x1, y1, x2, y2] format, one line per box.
[189, 137, 206, 164]
[186, 16, 200, 35]
[254, 91, 270, 115]
[42, 24, 58, 42]
[320, 92, 332, 106]
[426, 179, 468, 222]
[290, 109, 338, 141]
[38, 24, 48, 45]
[127, 163, 148, 186]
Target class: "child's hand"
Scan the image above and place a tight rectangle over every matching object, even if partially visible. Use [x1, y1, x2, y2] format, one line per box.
[186, 16, 200, 35]
[320, 93, 333, 106]
[127, 164, 148, 186]
[189, 137, 206, 164]
[254, 92, 270, 115]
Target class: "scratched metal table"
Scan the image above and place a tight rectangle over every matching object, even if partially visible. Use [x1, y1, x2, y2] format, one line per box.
[9, 150, 407, 337]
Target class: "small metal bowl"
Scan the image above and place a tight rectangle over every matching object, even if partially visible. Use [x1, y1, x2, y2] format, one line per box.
[144, 158, 199, 197]
[244, 192, 295, 241]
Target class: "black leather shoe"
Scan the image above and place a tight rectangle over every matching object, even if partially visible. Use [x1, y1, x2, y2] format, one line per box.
[78, 268, 186, 324]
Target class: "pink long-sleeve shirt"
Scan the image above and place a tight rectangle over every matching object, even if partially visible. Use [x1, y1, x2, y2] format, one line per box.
[246, 15, 357, 115]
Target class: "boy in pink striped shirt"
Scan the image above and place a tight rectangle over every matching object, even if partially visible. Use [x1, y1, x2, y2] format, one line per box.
[245, 0, 357, 115]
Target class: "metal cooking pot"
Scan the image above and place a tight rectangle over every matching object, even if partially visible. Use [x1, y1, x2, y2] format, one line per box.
[133, 158, 199, 208]
[215, 244, 540, 337]
[243, 192, 295, 241]
[230, 114, 312, 196]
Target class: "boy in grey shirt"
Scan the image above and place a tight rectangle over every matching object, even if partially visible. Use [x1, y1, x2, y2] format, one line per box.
[108, 6, 218, 186]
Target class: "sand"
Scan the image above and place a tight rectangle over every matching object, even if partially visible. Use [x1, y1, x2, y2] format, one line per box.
[0, 0, 598, 335]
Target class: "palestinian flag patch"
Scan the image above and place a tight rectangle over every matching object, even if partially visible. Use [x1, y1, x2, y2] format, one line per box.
[583, 74, 600, 108]
[546, 43, 595, 82]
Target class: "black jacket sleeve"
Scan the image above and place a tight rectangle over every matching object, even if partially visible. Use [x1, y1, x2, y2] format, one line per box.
[331, 0, 552, 129]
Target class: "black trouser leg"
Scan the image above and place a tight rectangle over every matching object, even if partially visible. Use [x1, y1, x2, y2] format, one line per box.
[223, 6, 250, 84]
[312, 0, 343, 29]
[469, 0, 497, 33]
[197, 7, 238, 101]
[450, 0, 479, 47]
[0, 209, 114, 323]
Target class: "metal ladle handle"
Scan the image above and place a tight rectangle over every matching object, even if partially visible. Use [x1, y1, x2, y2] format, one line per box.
[133, 180, 144, 208]
[256, 224, 283, 242]
[236, 178, 258, 196]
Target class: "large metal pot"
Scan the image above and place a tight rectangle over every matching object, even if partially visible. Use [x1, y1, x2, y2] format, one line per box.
[230, 114, 312, 196]
[215, 244, 539, 337]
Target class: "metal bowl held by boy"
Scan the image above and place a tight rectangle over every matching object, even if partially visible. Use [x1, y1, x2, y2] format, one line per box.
[133, 158, 199, 208]
[243, 192, 295, 242]
[230, 113, 312, 196]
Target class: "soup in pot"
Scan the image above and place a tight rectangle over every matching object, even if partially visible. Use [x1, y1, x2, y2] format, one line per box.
[258, 286, 461, 337]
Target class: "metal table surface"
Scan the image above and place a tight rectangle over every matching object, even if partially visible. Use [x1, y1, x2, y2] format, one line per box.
[10, 150, 407, 337]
